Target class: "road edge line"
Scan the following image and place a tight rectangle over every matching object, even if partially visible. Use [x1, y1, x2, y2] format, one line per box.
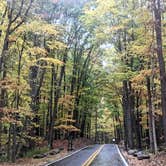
[82, 144, 105, 166]
[44, 145, 90, 166]
[116, 144, 129, 166]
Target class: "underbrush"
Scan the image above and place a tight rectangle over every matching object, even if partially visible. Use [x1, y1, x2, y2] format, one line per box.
[24, 146, 49, 158]
[0, 156, 7, 162]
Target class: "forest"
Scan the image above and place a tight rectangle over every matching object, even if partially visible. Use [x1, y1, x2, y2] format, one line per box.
[0, 0, 166, 165]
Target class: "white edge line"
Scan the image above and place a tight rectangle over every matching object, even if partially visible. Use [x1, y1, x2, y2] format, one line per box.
[44, 146, 89, 166]
[116, 144, 129, 166]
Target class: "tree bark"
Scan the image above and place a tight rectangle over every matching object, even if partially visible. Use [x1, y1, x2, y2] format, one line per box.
[147, 77, 157, 153]
[122, 80, 134, 149]
[48, 65, 55, 145]
[49, 52, 67, 149]
[11, 124, 16, 163]
[135, 92, 142, 149]
[153, 0, 166, 143]
[95, 109, 98, 143]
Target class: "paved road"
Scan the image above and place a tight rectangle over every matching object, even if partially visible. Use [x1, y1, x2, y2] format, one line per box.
[46, 144, 127, 166]
[47, 145, 100, 166]
[90, 144, 127, 166]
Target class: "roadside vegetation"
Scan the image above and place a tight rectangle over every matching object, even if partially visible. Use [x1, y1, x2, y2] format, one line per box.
[0, 0, 166, 165]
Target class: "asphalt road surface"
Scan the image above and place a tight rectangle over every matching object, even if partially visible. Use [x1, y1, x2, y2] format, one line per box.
[47, 145, 100, 166]
[46, 144, 128, 166]
[90, 144, 127, 166]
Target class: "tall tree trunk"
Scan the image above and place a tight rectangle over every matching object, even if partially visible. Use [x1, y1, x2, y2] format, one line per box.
[128, 82, 134, 148]
[29, 63, 46, 137]
[153, 0, 166, 143]
[49, 52, 67, 149]
[122, 81, 128, 150]
[122, 80, 134, 149]
[29, 64, 46, 112]
[113, 117, 117, 140]
[95, 109, 98, 143]
[135, 91, 142, 149]
[48, 65, 55, 145]
[7, 124, 12, 161]
[11, 124, 16, 163]
[0, 122, 2, 149]
[146, 77, 157, 153]
[80, 113, 86, 137]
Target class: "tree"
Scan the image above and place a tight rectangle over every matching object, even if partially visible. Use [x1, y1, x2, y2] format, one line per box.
[153, 0, 166, 143]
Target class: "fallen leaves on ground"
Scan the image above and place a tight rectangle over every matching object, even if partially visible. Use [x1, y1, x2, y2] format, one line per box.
[122, 149, 166, 166]
[0, 138, 93, 166]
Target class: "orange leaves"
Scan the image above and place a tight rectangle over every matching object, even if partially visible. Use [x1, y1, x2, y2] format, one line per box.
[132, 69, 159, 85]
[59, 118, 76, 123]
[132, 69, 151, 83]
[0, 77, 14, 87]
[0, 107, 32, 126]
[56, 95, 79, 133]
[0, 77, 28, 91]
[55, 125, 80, 132]
[155, 109, 162, 116]
[58, 95, 75, 110]
[131, 68, 160, 97]
[8, 36, 17, 43]
[59, 95, 75, 103]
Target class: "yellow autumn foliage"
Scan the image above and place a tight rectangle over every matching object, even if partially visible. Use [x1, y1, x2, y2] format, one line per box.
[36, 57, 63, 66]
[28, 47, 48, 57]
[19, 20, 59, 36]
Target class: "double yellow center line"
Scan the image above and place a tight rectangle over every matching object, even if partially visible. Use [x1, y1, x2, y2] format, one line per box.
[82, 144, 105, 166]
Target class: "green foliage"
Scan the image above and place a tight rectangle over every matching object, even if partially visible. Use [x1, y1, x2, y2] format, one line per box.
[24, 147, 49, 158]
[0, 0, 165, 162]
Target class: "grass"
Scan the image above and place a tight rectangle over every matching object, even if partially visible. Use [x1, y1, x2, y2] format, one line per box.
[24, 147, 49, 158]
[0, 156, 8, 162]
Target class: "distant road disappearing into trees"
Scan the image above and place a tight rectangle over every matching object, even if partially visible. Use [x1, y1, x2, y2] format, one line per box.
[46, 144, 128, 166]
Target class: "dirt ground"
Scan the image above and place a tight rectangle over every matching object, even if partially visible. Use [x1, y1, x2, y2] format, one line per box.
[122, 149, 166, 166]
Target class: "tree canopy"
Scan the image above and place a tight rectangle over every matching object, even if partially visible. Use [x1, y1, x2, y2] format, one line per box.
[0, 0, 166, 163]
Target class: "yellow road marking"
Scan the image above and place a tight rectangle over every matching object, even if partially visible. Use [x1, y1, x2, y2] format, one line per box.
[82, 144, 105, 166]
